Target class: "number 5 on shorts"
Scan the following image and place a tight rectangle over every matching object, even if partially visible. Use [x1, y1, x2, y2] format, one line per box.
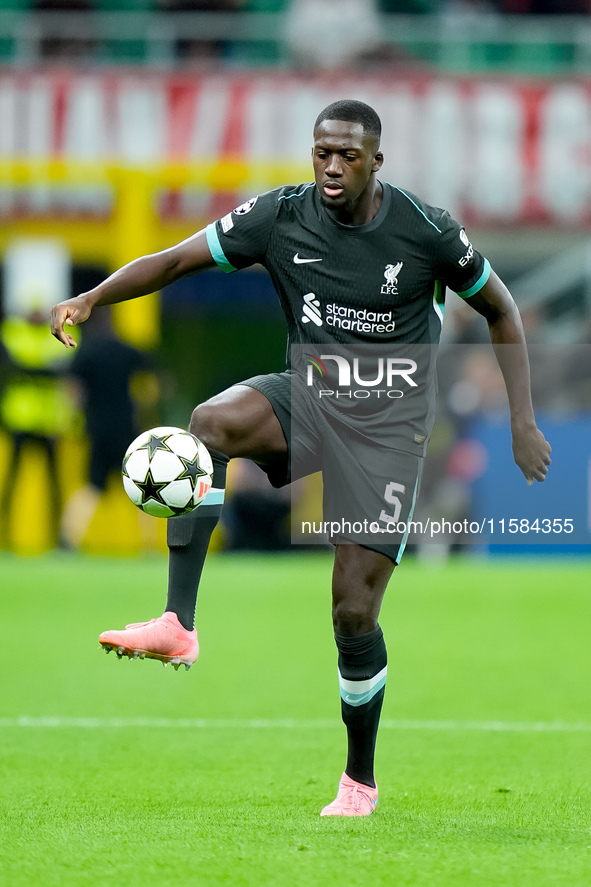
[379, 481, 406, 527]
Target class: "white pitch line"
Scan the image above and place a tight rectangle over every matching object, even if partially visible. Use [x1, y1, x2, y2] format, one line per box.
[0, 717, 591, 733]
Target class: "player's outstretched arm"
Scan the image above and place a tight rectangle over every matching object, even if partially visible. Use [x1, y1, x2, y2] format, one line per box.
[50, 229, 215, 348]
[465, 270, 551, 484]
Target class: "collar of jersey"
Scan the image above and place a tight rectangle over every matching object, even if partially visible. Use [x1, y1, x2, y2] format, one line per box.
[320, 180, 391, 234]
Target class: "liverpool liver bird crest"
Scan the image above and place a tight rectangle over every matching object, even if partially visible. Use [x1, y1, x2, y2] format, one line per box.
[384, 262, 403, 286]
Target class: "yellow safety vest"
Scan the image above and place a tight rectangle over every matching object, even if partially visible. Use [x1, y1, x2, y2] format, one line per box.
[0, 317, 76, 437]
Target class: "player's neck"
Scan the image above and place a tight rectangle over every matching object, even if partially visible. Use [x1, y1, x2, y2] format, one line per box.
[333, 179, 383, 227]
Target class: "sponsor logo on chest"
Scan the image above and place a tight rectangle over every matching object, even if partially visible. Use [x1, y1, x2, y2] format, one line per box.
[300, 293, 396, 333]
[298, 261, 406, 334]
[301, 292, 323, 326]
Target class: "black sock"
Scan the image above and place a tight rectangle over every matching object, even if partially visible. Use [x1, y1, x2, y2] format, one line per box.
[336, 625, 387, 789]
[165, 449, 229, 631]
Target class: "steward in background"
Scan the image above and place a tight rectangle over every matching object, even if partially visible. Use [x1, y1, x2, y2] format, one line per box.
[0, 309, 74, 548]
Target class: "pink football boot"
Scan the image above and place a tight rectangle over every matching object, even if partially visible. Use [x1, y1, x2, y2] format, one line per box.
[99, 611, 198, 671]
[320, 772, 378, 817]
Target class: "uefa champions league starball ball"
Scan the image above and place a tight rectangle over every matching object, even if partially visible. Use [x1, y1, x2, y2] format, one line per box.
[122, 426, 213, 518]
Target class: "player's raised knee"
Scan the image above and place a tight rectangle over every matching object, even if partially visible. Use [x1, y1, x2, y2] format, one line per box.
[189, 398, 255, 456]
[189, 402, 228, 452]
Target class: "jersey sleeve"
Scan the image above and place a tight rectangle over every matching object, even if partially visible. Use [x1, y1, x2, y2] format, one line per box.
[205, 190, 279, 273]
[433, 211, 491, 299]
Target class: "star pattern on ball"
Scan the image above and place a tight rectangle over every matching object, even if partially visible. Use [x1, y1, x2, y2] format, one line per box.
[143, 433, 173, 460]
[135, 469, 170, 506]
[177, 455, 208, 486]
[122, 451, 134, 473]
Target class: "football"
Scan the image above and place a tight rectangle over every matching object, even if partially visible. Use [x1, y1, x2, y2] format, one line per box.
[122, 426, 213, 518]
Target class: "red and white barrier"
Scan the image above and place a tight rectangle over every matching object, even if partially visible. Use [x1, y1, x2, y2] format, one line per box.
[1, 71, 591, 225]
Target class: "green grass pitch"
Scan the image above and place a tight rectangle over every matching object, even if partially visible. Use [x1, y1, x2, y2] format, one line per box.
[1, 552, 591, 886]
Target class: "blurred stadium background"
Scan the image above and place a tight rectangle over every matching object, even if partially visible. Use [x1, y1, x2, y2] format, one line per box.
[0, 0, 590, 555]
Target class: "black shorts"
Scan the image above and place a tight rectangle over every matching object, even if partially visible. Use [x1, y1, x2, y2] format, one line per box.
[240, 371, 423, 564]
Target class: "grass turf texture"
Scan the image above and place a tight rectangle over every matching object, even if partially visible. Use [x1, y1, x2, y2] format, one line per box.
[1, 553, 591, 886]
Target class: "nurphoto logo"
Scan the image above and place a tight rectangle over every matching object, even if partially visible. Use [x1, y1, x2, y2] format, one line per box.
[304, 354, 418, 400]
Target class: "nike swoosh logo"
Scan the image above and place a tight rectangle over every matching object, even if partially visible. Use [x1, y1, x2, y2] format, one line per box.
[344, 693, 372, 705]
[294, 254, 322, 264]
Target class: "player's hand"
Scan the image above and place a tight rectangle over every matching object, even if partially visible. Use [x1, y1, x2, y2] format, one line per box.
[50, 295, 92, 348]
[511, 422, 552, 484]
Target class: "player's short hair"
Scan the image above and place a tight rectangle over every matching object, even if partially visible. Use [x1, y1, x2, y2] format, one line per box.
[314, 100, 382, 146]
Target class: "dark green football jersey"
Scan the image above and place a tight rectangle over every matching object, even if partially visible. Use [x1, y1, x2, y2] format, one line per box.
[205, 181, 490, 348]
[205, 182, 491, 454]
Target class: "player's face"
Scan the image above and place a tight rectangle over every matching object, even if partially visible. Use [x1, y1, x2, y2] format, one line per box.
[312, 120, 383, 212]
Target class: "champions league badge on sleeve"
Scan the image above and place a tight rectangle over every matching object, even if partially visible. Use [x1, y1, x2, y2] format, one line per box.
[233, 197, 258, 216]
